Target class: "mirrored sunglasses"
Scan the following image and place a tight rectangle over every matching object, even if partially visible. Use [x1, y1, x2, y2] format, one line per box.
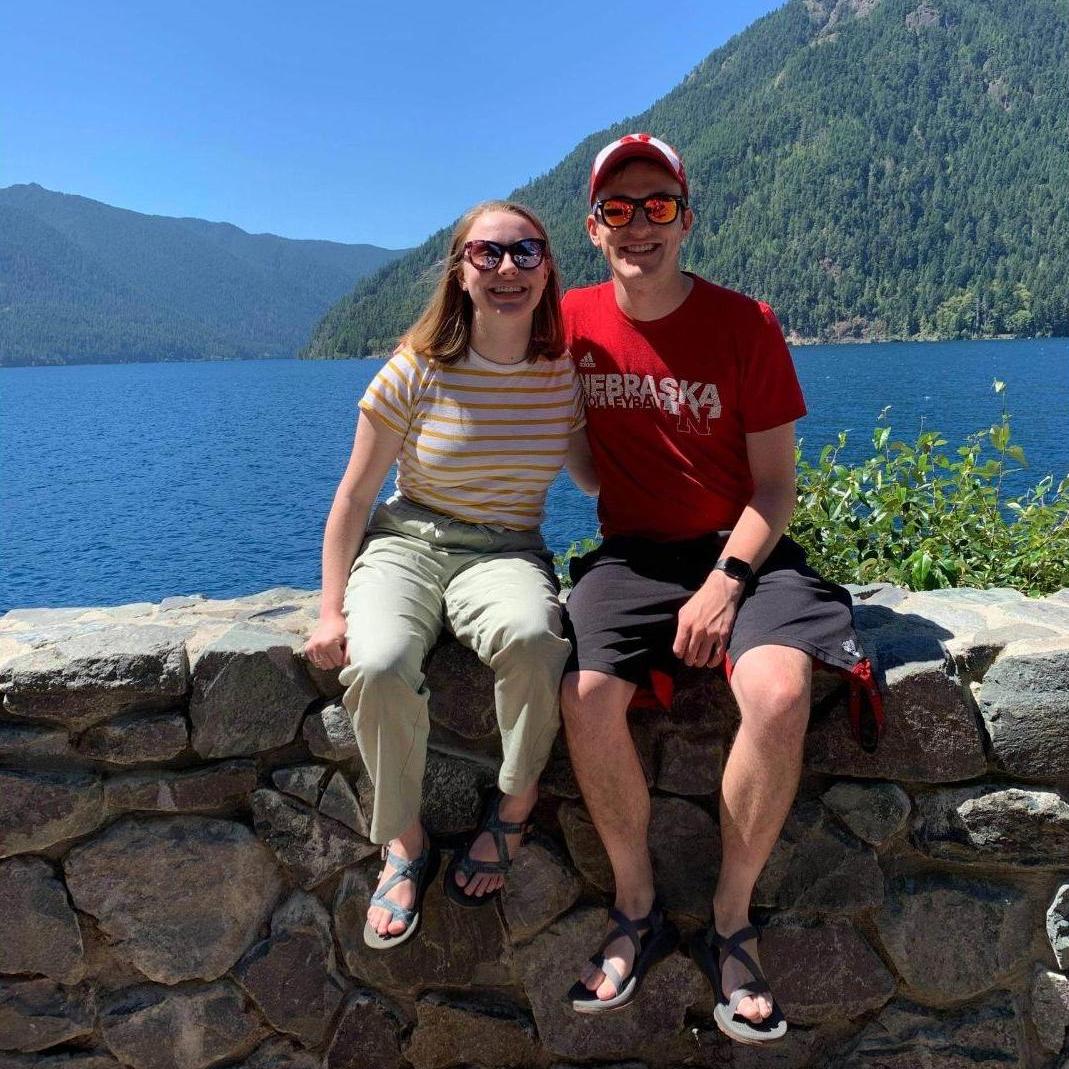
[594, 195, 686, 228]
[462, 238, 547, 271]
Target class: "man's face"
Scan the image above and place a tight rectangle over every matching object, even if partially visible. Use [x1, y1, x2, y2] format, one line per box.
[587, 160, 693, 287]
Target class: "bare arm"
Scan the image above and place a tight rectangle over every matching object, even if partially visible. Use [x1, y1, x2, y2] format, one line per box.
[304, 413, 404, 669]
[565, 427, 599, 495]
[672, 421, 797, 667]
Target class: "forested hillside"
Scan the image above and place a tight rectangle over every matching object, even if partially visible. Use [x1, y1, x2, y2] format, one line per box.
[305, 0, 1069, 357]
[0, 184, 406, 365]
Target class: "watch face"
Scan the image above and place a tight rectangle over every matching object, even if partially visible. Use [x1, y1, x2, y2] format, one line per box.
[719, 556, 752, 582]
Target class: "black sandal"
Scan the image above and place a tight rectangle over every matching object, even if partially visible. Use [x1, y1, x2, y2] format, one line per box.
[443, 791, 528, 908]
[568, 900, 679, 1014]
[690, 920, 787, 1044]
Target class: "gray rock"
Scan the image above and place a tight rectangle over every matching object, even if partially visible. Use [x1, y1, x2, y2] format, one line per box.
[404, 993, 537, 1069]
[76, 712, 189, 765]
[0, 769, 105, 858]
[913, 785, 1069, 866]
[302, 701, 359, 761]
[0, 724, 73, 761]
[333, 853, 507, 994]
[232, 1039, 320, 1069]
[190, 625, 319, 758]
[271, 765, 328, 806]
[649, 796, 720, 922]
[822, 781, 910, 845]
[502, 836, 582, 945]
[0, 1053, 122, 1069]
[0, 857, 84, 983]
[320, 771, 369, 836]
[978, 648, 1069, 783]
[104, 761, 257, 815]
[826, 994, 1022, 1068]
[420, 751, 495, 836]
[893, 595, 987, 636]
[762, 919, 896, 1024]
[250, 789, 377, 890]
[425, 640, 498, 741]
[233, 892, 346, 1048]
[0, 977, 93, 1052]
[754, 800, 883, 914]
[0, 624, 190, 729]
[1047, 883, 1069, 969]
[1030, 967, 1069, 1054]
[1002, 599, 1069, 630]
[806, 636, 986, 782]
[325, 991, 403, 1069]
[515, 906, 704, 1061]
[656, 732, 722, 796]
[99, 982, 263, 1069]
[64, 815, 282, 983]
[876, 875, 1031, 1001]
[558, 801, 614, 893]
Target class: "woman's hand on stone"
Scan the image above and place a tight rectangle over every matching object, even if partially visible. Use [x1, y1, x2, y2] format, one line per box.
[304, 612, 348, 670]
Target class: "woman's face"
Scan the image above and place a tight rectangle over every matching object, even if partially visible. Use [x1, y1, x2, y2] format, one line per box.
[458, 209, 550, 325]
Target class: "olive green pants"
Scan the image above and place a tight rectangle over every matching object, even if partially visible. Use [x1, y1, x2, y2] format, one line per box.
[338, 496, 571, 844]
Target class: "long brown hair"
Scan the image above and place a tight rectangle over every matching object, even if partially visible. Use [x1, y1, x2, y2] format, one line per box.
[401, 201, 565, 364]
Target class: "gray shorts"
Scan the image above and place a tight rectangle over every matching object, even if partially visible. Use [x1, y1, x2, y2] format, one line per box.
[563, 533, 864, 684]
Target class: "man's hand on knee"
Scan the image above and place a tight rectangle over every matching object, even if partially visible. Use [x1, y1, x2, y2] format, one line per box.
[672, 573, 743, 668]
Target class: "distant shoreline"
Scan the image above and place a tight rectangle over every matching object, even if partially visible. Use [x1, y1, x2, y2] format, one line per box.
[3, 334, 1066, 369]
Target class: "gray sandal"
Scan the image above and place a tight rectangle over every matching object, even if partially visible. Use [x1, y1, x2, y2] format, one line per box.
[691, 920, 787, 1044]
[362, 839, 440, 949]
[443, 791, 527, 908]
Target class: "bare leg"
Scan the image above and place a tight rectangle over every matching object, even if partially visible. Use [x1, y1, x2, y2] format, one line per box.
[453, 781, 539, 897]
[367, 817, 428, 937]
[561, 669, 653, 1001]
[714, 644, 811, 1022]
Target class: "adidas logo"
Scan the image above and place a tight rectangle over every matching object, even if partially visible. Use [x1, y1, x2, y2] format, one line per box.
[578, 352, 596, 369]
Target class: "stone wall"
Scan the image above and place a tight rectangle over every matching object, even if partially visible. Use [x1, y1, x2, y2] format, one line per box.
[1, 585, 1068, 1069]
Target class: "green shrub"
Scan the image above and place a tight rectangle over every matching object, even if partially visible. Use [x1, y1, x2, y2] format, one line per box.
[791, 384, 1069, 594]
[557, 383, 1069, 595]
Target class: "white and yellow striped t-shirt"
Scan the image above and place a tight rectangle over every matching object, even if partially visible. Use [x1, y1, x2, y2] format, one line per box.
[358, 347, 586, 530]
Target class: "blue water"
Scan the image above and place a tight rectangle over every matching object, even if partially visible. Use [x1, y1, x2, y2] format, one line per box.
[2, 338, 1067, 612]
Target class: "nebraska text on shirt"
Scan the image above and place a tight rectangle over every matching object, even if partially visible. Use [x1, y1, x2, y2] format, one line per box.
[579, 371, 722, 431]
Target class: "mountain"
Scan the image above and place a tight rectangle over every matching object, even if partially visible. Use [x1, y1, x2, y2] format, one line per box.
[305, 0, 1069, 357]
[0, 184, 407, 365]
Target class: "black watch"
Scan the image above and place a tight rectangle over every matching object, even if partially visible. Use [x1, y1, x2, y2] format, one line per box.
[712, 556, 754, 585]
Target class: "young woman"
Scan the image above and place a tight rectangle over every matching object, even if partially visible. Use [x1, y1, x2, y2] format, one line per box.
[304, 201, 596, 949]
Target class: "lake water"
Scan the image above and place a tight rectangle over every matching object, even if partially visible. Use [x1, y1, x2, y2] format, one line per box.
[2, 338, 1067, 612]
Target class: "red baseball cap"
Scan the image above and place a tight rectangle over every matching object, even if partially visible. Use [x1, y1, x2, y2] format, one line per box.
[588, 133, 689, 206]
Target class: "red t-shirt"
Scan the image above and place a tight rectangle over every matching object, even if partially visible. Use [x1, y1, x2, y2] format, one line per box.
[562, 276, 806, 540]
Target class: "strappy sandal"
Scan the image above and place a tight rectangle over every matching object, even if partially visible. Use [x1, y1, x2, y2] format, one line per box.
[443, 790, 528, 908]
[362, 838, 440, 949]
[690, 919, 787, 1044]
[567, 900, 679, 1014]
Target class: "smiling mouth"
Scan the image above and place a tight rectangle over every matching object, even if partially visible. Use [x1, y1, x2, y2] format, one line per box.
[490, 286, 526, 295]
[620, 243, 657, 254]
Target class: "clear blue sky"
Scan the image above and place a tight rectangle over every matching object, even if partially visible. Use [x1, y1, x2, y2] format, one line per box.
[2, 1, 782, 249]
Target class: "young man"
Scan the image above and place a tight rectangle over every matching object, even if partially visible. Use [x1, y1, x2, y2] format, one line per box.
[560, 134, 874, 1043]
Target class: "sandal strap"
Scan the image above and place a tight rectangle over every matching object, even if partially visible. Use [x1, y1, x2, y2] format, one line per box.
[706, 923, 760, 952]
[454, 792, 528, 878]
[709, 922, 774, 1013]
[597, 956, 625, 994]
[483, 793, 526, 867]
[584, 902, 661, 997]
[371, 844, 429, 911]
[368, 891, 415, 924]
[726, 980, 771, 1017]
